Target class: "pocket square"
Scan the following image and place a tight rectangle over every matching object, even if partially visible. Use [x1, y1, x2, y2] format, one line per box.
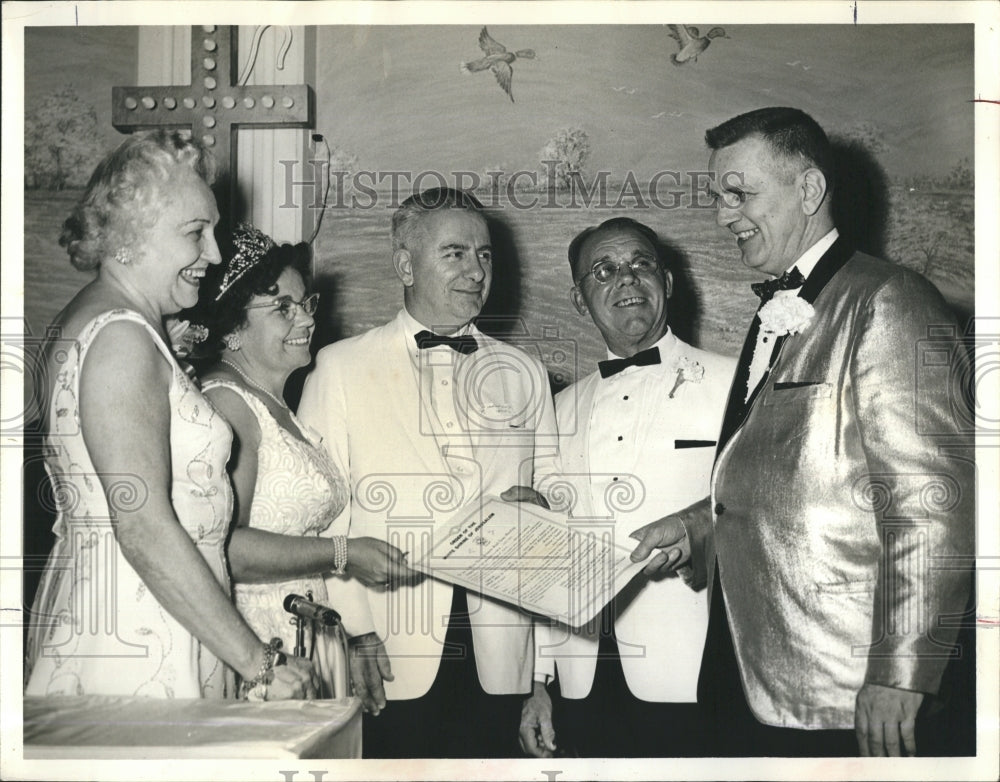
[674, 439, 717, 449]
[773, 381, 822, 390]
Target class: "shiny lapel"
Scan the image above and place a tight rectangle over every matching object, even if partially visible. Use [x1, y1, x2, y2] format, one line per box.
[717, 237, 855, 454]
[717, 309, 764, 453]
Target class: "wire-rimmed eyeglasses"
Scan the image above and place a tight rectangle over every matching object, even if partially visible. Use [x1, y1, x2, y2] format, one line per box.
[576, 256, 661, 285]
[245, 293, 320, 321]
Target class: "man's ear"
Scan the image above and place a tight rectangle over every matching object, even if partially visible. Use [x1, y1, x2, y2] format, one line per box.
[662, 269, 674, 299]
[800, 168, 828, 216]
[571, 285, 588, 316]
[393, 248, 414, 286]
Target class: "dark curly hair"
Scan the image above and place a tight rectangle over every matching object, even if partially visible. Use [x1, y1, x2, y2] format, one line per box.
[59, 130, 215, 271]
[182, 237, 312, 357]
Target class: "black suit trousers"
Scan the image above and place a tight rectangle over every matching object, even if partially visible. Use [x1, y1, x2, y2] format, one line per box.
[550, 619, 708, 757]
[361, 587, 523, 759]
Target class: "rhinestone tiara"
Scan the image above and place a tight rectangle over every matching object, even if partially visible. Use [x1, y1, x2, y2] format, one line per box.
[214, 223, 277, 301]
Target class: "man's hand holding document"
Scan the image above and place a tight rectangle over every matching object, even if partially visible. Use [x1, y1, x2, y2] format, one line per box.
[409, 494, 651, 628]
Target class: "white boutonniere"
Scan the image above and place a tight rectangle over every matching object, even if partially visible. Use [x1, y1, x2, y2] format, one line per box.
[669, 355, 705, 398]
[758, 295, 815, 339]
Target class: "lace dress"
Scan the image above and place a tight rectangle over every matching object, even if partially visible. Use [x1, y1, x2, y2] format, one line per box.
[202, 380, 351, 698]
[25, 309, 235, 699]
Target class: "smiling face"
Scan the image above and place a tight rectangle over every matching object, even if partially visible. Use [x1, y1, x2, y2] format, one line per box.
[571, 225, 671, 357]
[236, 267, 315, 376]
[129, 166, 222, 315]
[708, 134, 823, 278]
[395, 209, 492, 333]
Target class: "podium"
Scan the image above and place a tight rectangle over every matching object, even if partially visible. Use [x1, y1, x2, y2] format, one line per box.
[23, 695, 362, 758]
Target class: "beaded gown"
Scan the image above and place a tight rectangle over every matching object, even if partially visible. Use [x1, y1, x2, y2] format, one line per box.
[25, 309, 235, 698]
[202, 380, 351, 698]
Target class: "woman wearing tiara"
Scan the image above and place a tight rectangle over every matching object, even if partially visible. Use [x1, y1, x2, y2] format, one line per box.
[183, 224, 412, 702]
[25, 132, 317, 702]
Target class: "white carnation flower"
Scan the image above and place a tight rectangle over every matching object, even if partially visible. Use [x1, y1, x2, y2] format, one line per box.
[758, 295, 815, 337]
[669, 356, 705, 398]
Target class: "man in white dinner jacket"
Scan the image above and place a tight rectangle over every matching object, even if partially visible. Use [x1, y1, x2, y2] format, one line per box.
[518, 217, 735, 757]
[298, 187, 558, 758]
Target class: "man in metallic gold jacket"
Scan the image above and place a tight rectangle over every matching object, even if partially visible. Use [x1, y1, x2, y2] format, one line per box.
[631, 107, 974, 757]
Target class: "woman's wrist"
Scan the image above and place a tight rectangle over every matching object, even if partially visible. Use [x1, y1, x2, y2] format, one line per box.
[332, 535, 348, 574]
[236, 641, 269, 682]
[240, 637, 283, 700]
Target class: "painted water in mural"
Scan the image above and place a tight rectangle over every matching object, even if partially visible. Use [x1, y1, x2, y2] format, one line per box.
[23, 24, 975, 388]
[22, 182, 974, 389]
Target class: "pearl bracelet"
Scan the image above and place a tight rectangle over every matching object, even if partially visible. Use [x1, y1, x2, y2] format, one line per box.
[332, 535, 348, 575]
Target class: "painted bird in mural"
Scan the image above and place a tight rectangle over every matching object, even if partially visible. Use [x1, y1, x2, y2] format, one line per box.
[461, 26, 536, 102]
[666, 24, 729, 65]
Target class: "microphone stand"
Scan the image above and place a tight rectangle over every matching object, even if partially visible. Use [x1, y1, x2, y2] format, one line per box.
[284, 591, 351, 699]
[292, 589, 312, 659]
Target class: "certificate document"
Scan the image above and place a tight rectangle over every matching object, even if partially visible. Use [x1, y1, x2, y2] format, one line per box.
[410, 496, 648, 628]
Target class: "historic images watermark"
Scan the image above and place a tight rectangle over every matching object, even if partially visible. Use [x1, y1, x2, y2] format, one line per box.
[8, 315, 992, 666]
[279, 162, 746, 211]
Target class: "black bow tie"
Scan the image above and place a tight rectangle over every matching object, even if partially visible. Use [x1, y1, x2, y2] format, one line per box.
[598, 346, 661, 379]
[414, 329, 479, 355]
[751, 267, 806, 303]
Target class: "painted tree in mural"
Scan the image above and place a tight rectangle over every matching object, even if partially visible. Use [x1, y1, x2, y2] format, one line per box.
[945, 157, 972, 190]
[887, 189, 973, 279]
[481, 163, 509, 196]
[539, 127, 590, 191]
[840, 121, 888, 156]
[25, 87, 104, 190]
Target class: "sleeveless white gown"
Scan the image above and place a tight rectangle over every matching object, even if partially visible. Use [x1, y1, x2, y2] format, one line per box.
[202, 380, 351, 698]
[25, 309, 235, 699]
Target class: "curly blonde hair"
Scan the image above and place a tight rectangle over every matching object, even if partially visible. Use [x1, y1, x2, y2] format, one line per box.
[59, 130, 216, 271]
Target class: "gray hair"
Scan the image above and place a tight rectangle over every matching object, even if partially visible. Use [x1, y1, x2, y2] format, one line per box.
[391, 187, 484, 253]
[59, 130, 216, 271]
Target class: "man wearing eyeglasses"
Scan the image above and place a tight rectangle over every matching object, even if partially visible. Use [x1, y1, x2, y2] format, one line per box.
[518, 217, 735, 758]
[298, 187, 558, 758]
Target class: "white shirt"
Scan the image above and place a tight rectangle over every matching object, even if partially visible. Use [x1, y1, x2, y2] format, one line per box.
[537, 328, 736, 700]
[399, 307, 477, 478]
[588, 329, 681, 499]
[745, 228, 838, 400]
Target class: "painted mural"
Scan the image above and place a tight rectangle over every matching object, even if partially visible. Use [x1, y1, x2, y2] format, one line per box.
[23, 24, 975, 386]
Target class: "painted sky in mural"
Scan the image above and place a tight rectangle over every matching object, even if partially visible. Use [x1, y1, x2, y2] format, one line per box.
[312, 24, 973, 179]
[26, 24, 973, 184]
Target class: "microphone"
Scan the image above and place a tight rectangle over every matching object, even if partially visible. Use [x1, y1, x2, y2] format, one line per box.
[283, 593, 342, 627]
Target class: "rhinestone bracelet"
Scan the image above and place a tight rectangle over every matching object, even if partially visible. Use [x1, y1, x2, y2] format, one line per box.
[241, 637, 283, 700]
